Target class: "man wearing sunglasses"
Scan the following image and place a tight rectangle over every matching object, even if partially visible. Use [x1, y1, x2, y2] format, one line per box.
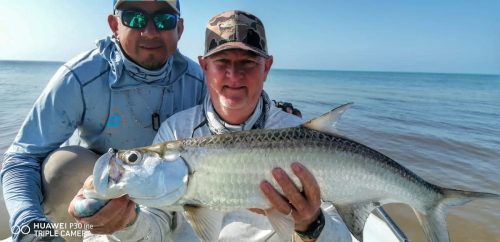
[2, 1, 206, 241]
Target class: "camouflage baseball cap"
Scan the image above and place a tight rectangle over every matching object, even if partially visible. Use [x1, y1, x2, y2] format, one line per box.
[204, 10, 269, 58]
[113, 0, 180, 15]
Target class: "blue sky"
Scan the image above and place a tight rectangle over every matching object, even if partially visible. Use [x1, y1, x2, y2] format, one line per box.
[1, 0, 499, 74]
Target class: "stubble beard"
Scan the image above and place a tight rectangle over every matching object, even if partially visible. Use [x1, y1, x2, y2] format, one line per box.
[140, 54, 165, 70]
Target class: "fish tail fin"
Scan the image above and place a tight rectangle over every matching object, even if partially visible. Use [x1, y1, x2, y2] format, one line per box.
[413, 188, 499, 242]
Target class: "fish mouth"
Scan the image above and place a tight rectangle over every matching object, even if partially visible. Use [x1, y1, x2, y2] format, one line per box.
[93, 149, 124, 199]
[108, 155, 124, 184]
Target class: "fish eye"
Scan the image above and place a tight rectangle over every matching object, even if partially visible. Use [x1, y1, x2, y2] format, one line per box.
[124, 151, 142, 164]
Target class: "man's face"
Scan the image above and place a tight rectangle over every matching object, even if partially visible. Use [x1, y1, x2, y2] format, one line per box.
[108, 2, 183, 70]
[199, 49, 273, 123]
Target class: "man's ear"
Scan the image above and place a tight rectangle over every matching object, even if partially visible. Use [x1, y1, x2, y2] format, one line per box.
[108, 15, 119, 38]
[198, 56, 207, 71]
[264, 56, 273, 74]
[176, 18, 184, 40]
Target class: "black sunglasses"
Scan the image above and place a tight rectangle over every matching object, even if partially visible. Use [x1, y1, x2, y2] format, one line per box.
[115, 9, 178, 31]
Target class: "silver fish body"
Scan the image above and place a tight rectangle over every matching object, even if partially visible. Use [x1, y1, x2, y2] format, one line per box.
[176, 127, 439, 212]
[91, 105, 499, 242]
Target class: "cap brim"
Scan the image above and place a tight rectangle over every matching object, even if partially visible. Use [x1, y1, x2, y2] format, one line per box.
[114, 1, 180, 14]
[204, 42, 269, 58]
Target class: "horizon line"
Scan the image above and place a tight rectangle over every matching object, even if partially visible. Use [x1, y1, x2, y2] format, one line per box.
[1, 59, 498, 76]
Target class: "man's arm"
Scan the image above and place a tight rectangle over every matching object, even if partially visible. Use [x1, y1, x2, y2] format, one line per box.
[1, 66, 84, 240]
[274, 100, 302, 118]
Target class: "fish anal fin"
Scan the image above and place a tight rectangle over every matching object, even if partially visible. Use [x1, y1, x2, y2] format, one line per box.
[184, 205, 223, 242]
[301, 102, 353, 134]
[265, 208, 295, 241]
[335, 202, 378, 242]
[412, 207, 448, 242]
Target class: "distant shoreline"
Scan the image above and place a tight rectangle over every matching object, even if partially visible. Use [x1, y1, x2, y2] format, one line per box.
[0, 60, 64, 65]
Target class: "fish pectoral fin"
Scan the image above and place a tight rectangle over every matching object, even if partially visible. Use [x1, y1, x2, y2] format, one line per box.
[265, 208, 295, 241]
[301, 102, 353, 134]
[335, 202, 378, 242]
[184, 205, 223, 242]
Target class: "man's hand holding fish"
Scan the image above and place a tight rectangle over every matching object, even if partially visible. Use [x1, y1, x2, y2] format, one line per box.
[68, 176, 137, 235]
[258, 162, 323, 233]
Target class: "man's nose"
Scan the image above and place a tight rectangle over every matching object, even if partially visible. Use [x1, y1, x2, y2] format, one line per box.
[141, 19, 159, 37]
[226, 64, 244, 78]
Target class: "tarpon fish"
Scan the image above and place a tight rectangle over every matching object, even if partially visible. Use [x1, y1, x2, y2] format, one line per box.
[86, 103, 498, 242]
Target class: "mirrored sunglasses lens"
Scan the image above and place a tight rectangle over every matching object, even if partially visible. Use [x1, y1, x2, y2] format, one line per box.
[153, 13, 177, 30]
[122, 11, 147, 29]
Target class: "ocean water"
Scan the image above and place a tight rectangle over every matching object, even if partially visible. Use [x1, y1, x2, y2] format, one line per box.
[266, 69, 500, 242]
[0, 61, 499, 241]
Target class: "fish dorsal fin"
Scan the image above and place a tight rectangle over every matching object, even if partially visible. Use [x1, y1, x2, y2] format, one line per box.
[184, 205, 224, 242]
[301, 102, 353, 135]
[335, 202, 379, 242]
[265, 208, 295, 241]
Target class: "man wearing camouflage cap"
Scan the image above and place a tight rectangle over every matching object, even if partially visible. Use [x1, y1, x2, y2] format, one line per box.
[91, 10, 350, 242]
